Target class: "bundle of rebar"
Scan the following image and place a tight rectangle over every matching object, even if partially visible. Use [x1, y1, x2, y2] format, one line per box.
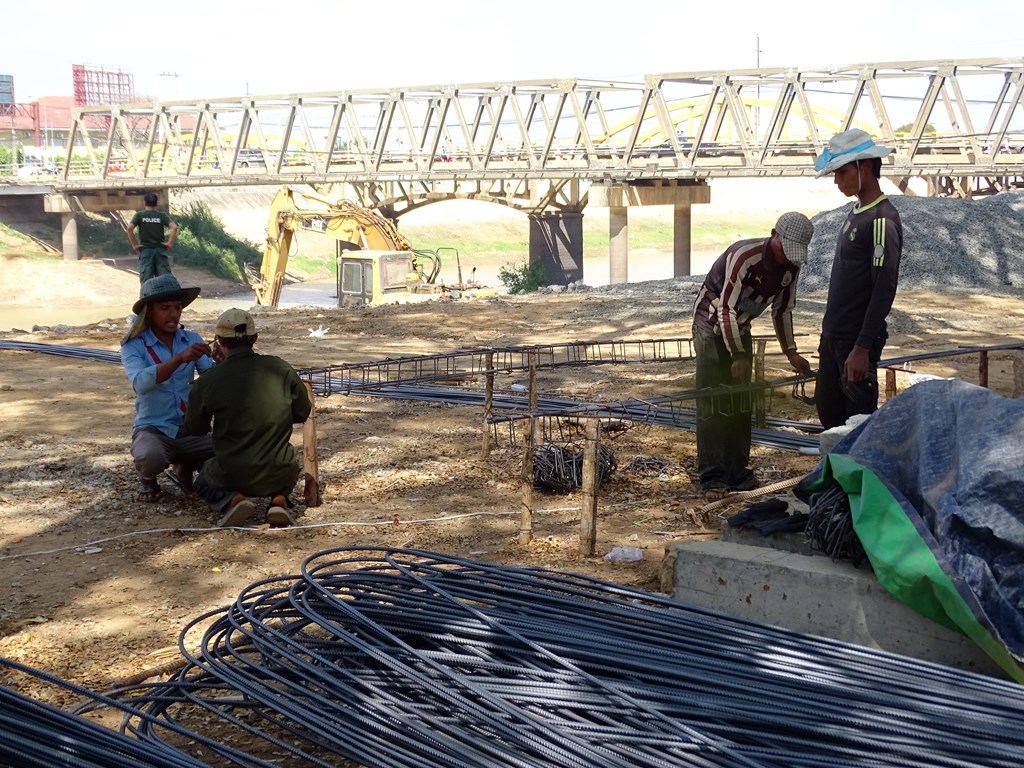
[532, 442, 616, 492]
[58, 547, 1024, 768]
[805, 483, 867, 565]
[622, 455, 671, 476]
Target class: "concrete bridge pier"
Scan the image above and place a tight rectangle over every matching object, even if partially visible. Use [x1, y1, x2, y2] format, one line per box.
[60, 211, 79, 262]
[528, 210, 584, 284]
[673, 204, 693, 277]
[609, 206, 628, 284]
[590, 181, 711, 284]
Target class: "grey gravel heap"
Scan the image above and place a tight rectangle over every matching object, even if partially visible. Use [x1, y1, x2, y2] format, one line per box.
[800, 189, 1024, 292]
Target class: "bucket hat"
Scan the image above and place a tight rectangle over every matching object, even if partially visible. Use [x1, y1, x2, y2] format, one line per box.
[815, 129, 893, 177]
[132, 274, 202, 315]
[774, 212, 814, 266]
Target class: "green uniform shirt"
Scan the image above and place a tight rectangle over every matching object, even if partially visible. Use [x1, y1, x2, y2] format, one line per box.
[184, 347, 312, 496]
[130, 209, 173, 247]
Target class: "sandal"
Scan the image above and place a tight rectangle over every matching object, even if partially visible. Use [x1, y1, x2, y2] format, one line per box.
[730, 473, 759, 493]
[138, 478, 161, 502]
[218, 495, 256, 527]
[702, 483, 730, 501]
[163, 465, 194, 493]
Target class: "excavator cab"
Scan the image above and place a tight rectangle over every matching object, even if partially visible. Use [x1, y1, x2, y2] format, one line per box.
[337, 248, 422, 306]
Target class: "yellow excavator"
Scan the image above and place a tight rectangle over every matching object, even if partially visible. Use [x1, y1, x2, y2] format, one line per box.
[253, 186, 463, 308]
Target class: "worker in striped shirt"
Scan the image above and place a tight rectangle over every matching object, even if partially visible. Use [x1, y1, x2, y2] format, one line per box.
[691, 212, 814, 500]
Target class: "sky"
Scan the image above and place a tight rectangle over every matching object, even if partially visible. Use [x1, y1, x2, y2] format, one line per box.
[3, 0, 1022, 103]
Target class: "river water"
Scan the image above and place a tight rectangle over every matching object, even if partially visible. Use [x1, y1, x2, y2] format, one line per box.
[0, 249, 724, 333]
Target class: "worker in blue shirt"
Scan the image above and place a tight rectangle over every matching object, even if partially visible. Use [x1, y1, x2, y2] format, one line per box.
[120, 274, 217, 501]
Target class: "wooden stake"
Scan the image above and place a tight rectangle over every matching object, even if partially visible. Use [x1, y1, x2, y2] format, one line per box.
[302, 381, 320, 507]
[518, 415, 535, 545]
[579, 419, 600, 557]
[517, 353, 540, 544]
[885, 368, 897, 401]
[979, 350, 989, 389]
[481, 351, 494, 459]
[527, 354, 538, 412]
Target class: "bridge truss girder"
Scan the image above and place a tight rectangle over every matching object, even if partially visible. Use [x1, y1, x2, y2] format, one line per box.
[34, 57, 1024, 204]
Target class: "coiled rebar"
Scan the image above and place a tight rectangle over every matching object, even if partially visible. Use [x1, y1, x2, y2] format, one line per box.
[57, 546, 1024, 768]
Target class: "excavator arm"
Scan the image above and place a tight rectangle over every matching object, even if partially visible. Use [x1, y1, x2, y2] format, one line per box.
[253, 186, 413, 308]
[253, 188, 297, 308]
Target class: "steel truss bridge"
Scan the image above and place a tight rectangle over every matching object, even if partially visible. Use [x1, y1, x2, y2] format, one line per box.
[31, 56, 1024, 209]
[3, 57, 1023, 279]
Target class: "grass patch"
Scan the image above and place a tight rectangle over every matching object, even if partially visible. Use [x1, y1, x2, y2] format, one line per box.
[1, 201, 262, 283]
[398, 209, 777, 274]
[401, 220, 528, 269]
[171, 200, 261, 281]
[497, 262, 547, 294]
[0, 222, 58, 258]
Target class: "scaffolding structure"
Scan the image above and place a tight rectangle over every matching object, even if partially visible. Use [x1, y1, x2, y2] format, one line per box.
[71, 64, 134, 107]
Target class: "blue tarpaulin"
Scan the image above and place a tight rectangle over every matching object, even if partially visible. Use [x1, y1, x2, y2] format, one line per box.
[801, 378, 1024, 678]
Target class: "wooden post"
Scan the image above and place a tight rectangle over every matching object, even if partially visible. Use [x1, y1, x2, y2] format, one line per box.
[302, 382, 321, 507]
[481, 351, 494, 458]
[1014, 351, 1024, 398]
[979, 350, 989, 389]
[518, 415, 535, 545]
[579, 419, 600, 557]
[885, 369, 897, 401]
[518, 354, 540, 545]
[527, 354, 538, 412]
[753, 339, 767, 428]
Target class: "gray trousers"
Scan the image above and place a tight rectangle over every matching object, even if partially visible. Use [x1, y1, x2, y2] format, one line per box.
[131, 427, 214, 482]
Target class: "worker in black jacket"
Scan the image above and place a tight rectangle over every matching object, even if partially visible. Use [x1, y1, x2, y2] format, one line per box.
[813, 129, 903, 430]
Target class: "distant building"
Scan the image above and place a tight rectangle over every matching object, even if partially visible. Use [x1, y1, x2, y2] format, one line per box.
[3, 64, 137, 162]
[1, 92, 74, 158]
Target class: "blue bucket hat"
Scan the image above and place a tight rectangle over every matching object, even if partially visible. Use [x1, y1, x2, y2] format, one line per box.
[815, 129, 893, 177]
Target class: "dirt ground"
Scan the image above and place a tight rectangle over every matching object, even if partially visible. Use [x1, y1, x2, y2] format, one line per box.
[2, 253, 1024, 712]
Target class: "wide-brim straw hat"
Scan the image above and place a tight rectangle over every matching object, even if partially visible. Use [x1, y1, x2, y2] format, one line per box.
[131, 274, 201, 315]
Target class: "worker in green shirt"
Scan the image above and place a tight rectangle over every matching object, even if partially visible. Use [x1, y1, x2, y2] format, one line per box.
[184, 308, 313, 528]
[128, 192, 178, 283]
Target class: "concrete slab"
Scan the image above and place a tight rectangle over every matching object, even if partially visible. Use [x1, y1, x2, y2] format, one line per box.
[720, 522, 817, 556]
[662, 538, 1005, 678]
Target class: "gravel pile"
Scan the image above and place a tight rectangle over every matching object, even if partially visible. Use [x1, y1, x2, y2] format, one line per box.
[800, 189, 1024, 293]
[533, 188, 1024, 299]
